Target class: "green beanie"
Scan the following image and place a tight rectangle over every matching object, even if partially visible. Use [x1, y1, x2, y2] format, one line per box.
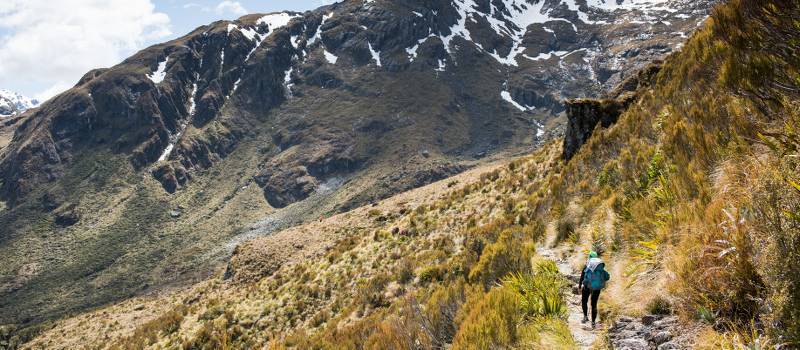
[589, 251, 598, 258]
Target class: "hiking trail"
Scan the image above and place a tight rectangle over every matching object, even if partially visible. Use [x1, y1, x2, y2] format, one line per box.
[536, 229, 692, 350]
[536, 245, 599, 349]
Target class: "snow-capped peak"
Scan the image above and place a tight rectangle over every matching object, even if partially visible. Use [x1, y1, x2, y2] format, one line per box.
[429, 0, 697, 67]
[0, 89, 39, 117]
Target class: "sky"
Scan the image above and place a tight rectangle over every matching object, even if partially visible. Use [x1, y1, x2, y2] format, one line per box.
[0, 0, 333, 102]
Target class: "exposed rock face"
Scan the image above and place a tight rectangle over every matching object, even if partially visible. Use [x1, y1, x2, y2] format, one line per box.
[562, 62, 662, 160]
[562, 97, 632, 160]
[0, 0, 714, 207]
[254, 136, 360, 208]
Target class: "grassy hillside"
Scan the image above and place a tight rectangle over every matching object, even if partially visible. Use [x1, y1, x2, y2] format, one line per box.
[9, 0, 800, 348]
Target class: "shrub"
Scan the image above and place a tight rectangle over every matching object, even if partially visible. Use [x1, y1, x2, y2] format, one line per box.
[522, 219, 547, 242]
[502, 261, 567, 319]
[625, 239, 661, 285]
[451, 287, 520, 349]
[675, 208, 765, 327]
[554, 217, 576, 246]
[597, 162, 619, 187]
[417, 265, 445, 285]
[182, 317, 235, 350]
[200, 304, 226, 321]
[468, 230, 533, 289]
[646, 295, 673, 315]
[395, 258, 415, 284]
[425, 282, 469, 346]
[357, 274, 391, 309]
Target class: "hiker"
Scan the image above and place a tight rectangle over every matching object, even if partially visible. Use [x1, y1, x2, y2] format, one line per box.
[578, 251, 610, 329]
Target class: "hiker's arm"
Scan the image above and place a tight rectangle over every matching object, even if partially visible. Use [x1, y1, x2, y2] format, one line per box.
[578, 267, 585, 287]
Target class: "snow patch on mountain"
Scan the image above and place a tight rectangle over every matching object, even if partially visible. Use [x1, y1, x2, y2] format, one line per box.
[147, 57, 169, 84]
[406, 35, 435, 61]
[501, 91, 533, 112]
[284, 66, 295, 96]
[308, 13, 333, 47]
[324, 50, 339, 64]
[257, 13, 300, 31]
[158, 78, 199, 162]
[584, 0, 677, 12]
[523, 50, 570, 61]
[368, 42, 382, 67]
[237, 25, 260, 42]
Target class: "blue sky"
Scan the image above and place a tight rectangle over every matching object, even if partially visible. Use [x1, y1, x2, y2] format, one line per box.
[163, 1, 326, 37]
[0, 0, 328, 102]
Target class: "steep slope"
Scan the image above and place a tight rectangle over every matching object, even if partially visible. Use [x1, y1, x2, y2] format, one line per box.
[0, 0, 714, 331]
[13, 0, 799, 348]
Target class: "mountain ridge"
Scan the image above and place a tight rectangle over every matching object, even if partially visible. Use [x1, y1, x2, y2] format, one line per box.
[0, 0, 715, 336]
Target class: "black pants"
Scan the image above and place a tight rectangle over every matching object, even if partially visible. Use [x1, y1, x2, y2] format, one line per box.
[581, 287, 601, 323]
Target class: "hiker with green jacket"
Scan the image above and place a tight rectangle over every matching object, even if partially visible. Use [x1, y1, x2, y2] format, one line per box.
[578, 251, 610, 329]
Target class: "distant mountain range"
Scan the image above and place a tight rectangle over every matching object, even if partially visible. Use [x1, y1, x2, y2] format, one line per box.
[0, 90, 38, 117]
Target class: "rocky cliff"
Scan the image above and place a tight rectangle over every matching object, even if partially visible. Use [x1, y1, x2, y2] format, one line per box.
[562, 62, 661, 160]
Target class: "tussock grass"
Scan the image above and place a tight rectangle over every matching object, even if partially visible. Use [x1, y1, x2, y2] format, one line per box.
[30, 1, 800, 347]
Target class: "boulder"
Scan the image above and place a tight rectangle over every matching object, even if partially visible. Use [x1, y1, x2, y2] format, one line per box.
[652, 331, 673, 345]
[657, 341, 681, 350]
[54, 204, 80, 227]
[615, 338, 649, 350]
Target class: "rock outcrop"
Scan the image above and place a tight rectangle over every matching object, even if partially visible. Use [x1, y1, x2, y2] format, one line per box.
[562, 62, 662, 160]
[562, 97, 633, 160]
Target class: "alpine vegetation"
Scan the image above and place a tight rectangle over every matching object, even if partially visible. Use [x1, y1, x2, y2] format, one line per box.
[2, 0, 796, 349]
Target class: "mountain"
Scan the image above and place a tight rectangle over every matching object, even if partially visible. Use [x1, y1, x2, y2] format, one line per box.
[10, 0, 800, 346]
[0, 0, 715, 335]
[0, 90, 38, 117]
[0, 90, 35, 176]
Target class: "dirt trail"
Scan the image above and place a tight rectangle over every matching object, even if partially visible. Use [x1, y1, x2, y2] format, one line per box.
[537, 245, 599, 349]
[537, 229, 690, 350]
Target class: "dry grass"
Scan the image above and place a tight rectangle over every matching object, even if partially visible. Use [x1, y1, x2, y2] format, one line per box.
[18, 1, 800, 348]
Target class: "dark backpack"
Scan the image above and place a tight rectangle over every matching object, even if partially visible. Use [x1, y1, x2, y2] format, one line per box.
[583, 263, 610, 290]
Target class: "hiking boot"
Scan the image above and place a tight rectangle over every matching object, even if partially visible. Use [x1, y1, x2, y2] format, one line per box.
[582, 316, 589, 324]
[591, 321, 596, 329]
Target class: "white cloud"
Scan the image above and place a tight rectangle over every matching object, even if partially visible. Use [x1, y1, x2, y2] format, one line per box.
[215, 1, 248, 16]
[0, 0, 171, 102]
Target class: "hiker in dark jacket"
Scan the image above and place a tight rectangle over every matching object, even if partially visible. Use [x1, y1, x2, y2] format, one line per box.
[578, 250, 610, 329]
